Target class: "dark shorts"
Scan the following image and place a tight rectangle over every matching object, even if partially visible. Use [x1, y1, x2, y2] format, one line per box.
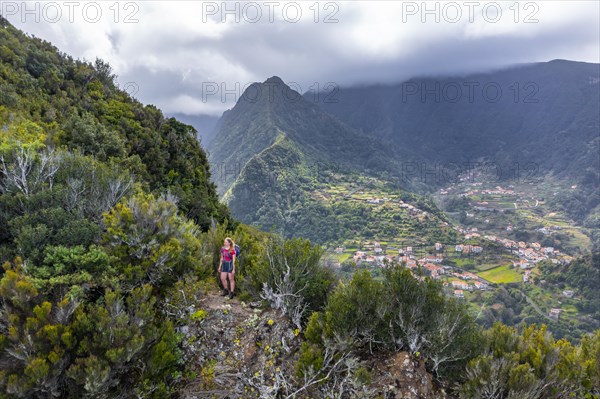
[221, 260, 234, 273]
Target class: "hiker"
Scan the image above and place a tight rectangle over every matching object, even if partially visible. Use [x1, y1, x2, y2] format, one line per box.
[219, 237, 236, 299]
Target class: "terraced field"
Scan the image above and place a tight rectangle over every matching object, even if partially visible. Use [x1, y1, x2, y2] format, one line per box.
[479, 264, 522, 284]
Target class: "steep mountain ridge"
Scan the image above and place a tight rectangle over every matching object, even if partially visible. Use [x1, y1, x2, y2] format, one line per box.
[206, 78, 451, 243]
[208, 76, 399, 196]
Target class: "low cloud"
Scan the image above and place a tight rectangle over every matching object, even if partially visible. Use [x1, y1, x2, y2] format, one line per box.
[6, 1, 599, 116]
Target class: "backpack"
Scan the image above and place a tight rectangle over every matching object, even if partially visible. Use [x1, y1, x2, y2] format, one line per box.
[234, 244, 241, 257]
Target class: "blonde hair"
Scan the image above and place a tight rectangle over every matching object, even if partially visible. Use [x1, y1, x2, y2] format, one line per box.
[225, 237, 236, 256]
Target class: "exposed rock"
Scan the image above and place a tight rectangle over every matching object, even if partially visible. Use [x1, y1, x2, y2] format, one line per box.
[368, 352, 451, 399]
[179, 291, 452, 399]
[180, 291, 302, 399]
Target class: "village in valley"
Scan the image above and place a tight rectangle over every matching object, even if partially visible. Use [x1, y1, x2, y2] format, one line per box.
[322, 170, 590, 325]
[337, 227, 573, 301]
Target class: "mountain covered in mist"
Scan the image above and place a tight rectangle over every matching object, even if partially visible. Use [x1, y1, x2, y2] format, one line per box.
[307, 59, 600, 223]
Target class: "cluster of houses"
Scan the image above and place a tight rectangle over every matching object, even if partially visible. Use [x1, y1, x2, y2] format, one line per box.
[437, 181, 580, 314]
[481, 234, 573, 269]
[343, 225, 572, 291]
[454, 244, 483, 254]
[443, 228, 486, 255]
[345, 240, 492, 298]
[360, 195, 432, 221]
[453, 221, 573, 266]
[351, 250, 396, 265]
[401, 255, 492, 298]
[444, 185, 571, 265]
[350, 242, 396, 265]
[339, 179, 578, 306]
[458, 185, 518, 198]
[447, 271, 489, 298]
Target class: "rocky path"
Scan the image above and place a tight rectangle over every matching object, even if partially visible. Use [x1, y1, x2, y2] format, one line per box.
[179, 290, 300, 399]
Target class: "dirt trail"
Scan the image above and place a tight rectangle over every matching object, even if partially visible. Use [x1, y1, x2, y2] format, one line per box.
[197, 289, 249, 318]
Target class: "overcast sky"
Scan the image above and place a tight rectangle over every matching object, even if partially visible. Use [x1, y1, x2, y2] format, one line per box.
[5, 1, 599, 116]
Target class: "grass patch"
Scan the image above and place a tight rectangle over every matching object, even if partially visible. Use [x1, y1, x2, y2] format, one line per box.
[475, 263, 503, 272]
[337, 253, 351, 263]
[479, 264, 522, 284]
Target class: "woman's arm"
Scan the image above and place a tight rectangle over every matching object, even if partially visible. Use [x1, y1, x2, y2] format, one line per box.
[231, 254, 236, 274]
[218, 253, 223, 273]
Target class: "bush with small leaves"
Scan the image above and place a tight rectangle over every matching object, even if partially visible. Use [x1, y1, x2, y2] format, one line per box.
[103, 192, 205, 291]
[298, 266, 483, 386]
[459, 323, 600, 399]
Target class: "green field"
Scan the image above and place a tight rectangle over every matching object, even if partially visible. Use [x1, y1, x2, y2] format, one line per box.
[479, 264, 521, 283]
[475, 263, 506, 272]
[337, 253, 351, 263]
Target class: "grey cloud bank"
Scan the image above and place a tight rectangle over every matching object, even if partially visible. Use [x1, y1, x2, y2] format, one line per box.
[4, 1, 599, 116]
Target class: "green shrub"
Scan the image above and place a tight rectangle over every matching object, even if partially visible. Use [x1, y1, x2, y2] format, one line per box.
[298, 267, 483, 381]
[190, 310, 208, 322]
[245, 236, 335, 315]
[459, 324, 600, 398]
[103, 192, 205, 291]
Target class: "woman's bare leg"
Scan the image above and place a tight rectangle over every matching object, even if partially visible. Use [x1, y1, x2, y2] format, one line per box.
[228, 273, 235, 294]
[220, 272, 229, 292]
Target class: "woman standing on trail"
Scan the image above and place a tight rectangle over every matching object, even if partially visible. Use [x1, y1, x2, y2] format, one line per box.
[219, 237, 236, 299]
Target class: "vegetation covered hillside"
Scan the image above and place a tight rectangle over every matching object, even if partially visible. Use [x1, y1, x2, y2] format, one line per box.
[0, 15, 238, 397]
[208, 76, 401, 195]
[0, 16, 229, 231]
[208, 78, 453, 244]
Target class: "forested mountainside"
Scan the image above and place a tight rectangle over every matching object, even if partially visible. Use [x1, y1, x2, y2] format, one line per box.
[0, 16, 229, 232]
[206, 78, 453, 244]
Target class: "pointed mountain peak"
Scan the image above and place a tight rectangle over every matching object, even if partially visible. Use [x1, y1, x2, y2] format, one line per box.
[236, 75, 305, 109]
[264, 76, 285, 85]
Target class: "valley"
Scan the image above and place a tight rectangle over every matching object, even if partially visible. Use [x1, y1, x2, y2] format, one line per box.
[205, 67, 598, 342]
[314, 168, 597, 341]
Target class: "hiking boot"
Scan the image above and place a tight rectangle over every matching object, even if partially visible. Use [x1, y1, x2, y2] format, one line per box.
[221, 289, 229, 297]
[229, 291, 234, 299]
